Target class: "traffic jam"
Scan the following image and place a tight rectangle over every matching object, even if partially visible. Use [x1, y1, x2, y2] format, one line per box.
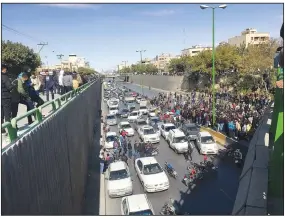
[100, 80, 244, 215]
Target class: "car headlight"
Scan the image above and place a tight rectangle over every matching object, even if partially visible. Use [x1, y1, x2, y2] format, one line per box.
[145, 184, 154, 188]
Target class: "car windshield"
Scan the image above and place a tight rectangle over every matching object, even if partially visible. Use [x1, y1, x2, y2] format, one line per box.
[130, 112, 138, 116]
[165, 126, 176, 132]
[126, 100, 135, 104]
[174, 136, 186, 143]
[122, 109, 129, 113]
[110, 101, 118, 105]
[107, 115, 115, 120]
[110, 108, 117, 111]
[201, 136, 215, 144]
[106, 135, 116, 142]
[151, 117, 159, 122]
[186, 126, 198, 131]
[143, 163, 163, 175]
[138, 120, 147, 125]
[129, 209, 153, 215]
[140, 106, 147, 109]
[144, 128, 155, 135]
[121, 124, 131, 129]
[109, 169, 129, 181]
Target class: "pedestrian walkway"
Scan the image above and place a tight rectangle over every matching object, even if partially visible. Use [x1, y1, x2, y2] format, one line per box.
[1, 93, 61, 149]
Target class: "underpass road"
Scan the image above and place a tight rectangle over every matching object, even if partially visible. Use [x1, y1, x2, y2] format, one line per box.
[102, 83, 244, 215]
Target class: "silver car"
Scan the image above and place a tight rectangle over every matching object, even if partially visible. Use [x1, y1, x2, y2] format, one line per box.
[106, 114, 117, 126]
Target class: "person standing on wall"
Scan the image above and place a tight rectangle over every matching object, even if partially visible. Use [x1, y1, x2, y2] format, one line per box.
[58, 70, 64, 95]
[62, 72, 73, 94]
[44, 71, 55, 101]
[1, 64, 13, 133]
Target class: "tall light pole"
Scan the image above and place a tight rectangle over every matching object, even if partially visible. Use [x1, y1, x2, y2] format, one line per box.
[200, 4, 227, 126]
[122, 60, 128, 70]
[136, 50, 146, 95]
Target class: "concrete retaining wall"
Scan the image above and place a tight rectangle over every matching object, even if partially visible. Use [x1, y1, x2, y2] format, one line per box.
[1, 80, 102, 215]
[232, 109, 272, 215]
[129, 75, 184, 92]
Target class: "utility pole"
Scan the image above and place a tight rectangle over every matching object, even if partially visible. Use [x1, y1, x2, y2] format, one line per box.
[136, 50, 146, 95]
[122, 60, 128, 68]
[117, 65, 120, 74]
[37, 42, 48, 54]
[57, 54, 64, 69]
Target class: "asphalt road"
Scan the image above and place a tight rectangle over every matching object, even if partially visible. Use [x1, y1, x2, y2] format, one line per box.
[102, 84, 246, 215]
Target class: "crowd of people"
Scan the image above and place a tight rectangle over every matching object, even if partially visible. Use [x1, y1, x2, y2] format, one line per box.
[1, 64, 96, 133]
[149, 89, 272, 141]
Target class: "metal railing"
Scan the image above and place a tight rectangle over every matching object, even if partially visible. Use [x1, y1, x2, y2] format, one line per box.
[1, 81, 95, 145]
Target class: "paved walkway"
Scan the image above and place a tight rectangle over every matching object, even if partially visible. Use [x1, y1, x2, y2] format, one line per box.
[1, 93, 61, 149]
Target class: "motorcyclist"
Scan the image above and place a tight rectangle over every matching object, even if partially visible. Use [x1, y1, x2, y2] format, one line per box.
[234, 149, 242, 160]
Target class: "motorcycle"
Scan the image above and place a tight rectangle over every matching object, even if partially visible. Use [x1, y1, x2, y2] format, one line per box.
[233, 149, 243, 167]
[160, 198, 179, 215]
[165, 162, 178, 179]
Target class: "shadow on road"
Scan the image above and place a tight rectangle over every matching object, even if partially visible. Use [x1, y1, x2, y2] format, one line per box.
[170, 142, 248, 215]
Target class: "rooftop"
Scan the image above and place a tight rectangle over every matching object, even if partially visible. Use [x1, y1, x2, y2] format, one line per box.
[125, 194, 150, 213]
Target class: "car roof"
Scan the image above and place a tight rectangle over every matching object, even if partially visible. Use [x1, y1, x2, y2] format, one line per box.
[120, 121, 130, 125]
[163, 123, 175, 127]
[137, 119, 146, 122]
[109, 161, 127, 171]
[142, 125, 153, 130]
[138, 156, 158, 165]
[126, 194, 150, 213]
[199, 131, 212, 137]
[170, 129, 185, 136]
[184, 123, 197, 127]
[130, 110, 139, 113]
[106, 132, 116, 137]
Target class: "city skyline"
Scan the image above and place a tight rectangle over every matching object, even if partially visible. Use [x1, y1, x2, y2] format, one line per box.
[2, 3, 283, 71]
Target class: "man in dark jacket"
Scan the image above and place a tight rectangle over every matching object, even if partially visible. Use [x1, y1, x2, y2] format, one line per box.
[44, 71, 55, 101]
[1, 65, 13, 131]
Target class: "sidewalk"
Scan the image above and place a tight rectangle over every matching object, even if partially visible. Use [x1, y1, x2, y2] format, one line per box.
[1, 93, 61, 149]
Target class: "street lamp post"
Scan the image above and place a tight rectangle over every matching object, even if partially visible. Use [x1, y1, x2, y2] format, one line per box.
[200, 4, 227, 126]
[136, 50, 146, 95]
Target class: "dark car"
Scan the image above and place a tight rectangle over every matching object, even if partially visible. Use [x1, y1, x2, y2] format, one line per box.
[134, 118, 148, 131]
[180, 123, 200, 141]
[117, 108, 130, 118]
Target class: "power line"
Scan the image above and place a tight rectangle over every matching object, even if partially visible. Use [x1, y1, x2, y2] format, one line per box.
[2, 24, 44, 43]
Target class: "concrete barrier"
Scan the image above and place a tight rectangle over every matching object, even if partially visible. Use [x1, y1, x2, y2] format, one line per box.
[129, 75, 184, 92]
[232, 109, 272, 215]
[1, 80, 102, 215]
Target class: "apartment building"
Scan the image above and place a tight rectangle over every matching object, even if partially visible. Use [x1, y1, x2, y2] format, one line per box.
[151, 53, 175, 70]
[181, 45, 212, 57]
[228, 28, 270, 47]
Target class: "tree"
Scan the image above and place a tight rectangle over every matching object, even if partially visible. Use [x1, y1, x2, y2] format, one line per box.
[77, 67, 98, 75]
[129, 63, 158, 74]
[1, 40, 41, 78]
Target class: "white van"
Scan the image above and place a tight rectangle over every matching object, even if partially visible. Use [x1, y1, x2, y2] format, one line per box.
[167, 129, 188, 154]
[197, 132, 219, 155]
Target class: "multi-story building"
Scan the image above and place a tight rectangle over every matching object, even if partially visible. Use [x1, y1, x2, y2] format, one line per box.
[228, 28, 270, 47]
[152, 53, 175, 70]
[181, 45, 212, 57]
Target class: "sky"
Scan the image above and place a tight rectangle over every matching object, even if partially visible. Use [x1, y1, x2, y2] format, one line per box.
[2, 3, 283, 71]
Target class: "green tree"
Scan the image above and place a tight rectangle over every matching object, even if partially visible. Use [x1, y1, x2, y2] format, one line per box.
[1, 40, 41, 78]
[78, 67, 98, 75]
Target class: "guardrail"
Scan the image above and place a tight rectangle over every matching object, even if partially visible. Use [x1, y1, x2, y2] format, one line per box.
[1, 80, 95, 146]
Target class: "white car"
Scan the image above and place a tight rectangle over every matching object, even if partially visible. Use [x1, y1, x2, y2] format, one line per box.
[121, 194, 154, 215]
[135, 157, 169, 193]
[139, 105, 149, 115]
[127, 110, 140, 123]
[106, 161, 133, 198]
[197, 132, 219, 155]
[167, 129, 188, 154]
[107, 98, 119, 108]
[159, 123, 176, 139]
[136, 96, 142, 104]
[138, 126, 160, 144]
[106, 114, 117, 126]
[109, 106, 118, 115]
[146, 116, 161, 125]
[104, 132, 118, 149]
[118, 121, 135, 136]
